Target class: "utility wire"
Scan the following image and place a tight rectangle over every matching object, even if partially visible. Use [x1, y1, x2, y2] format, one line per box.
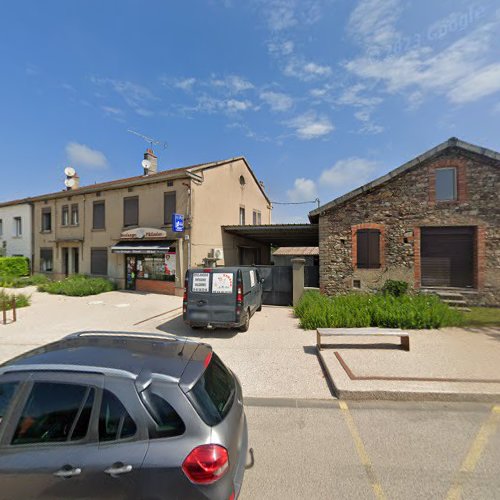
[271, 198, 320, 208]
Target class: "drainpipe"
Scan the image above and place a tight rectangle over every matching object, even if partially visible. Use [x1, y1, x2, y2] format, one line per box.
[182, 182, 191, 269]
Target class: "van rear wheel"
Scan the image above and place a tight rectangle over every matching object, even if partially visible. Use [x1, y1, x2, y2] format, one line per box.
[239, 310, 250, 332]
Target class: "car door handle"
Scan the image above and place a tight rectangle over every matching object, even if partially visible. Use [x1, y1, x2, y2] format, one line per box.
[104, 462, 133, 476]
[54, 466, 82, 479]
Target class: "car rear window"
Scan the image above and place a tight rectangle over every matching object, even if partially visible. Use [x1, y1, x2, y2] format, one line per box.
[140, 387, 185, 439]
[187, 354, 236, 426]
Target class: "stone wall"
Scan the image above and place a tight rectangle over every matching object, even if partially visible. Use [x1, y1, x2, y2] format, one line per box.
[318, 147, 500, 305]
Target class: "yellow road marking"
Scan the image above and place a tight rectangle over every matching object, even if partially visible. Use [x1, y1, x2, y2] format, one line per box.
[445, 405, 500, 500]
[338, 400, 387, 500]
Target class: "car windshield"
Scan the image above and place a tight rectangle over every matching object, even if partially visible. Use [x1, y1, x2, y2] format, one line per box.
[187, 354, 236, 426]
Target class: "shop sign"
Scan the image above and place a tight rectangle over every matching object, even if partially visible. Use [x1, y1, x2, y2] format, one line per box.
[120, 227, 168, 240]
[172, 214, 184, 232]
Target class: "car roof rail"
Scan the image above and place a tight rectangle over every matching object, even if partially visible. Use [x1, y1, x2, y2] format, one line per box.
[63, 330, 198, 344]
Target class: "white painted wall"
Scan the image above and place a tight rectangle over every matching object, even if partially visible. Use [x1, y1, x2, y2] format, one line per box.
[0, 204, 32, 259]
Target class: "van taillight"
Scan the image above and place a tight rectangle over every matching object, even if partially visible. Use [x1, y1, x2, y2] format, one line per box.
[182, 444, 229, 484]
[183, 276, 188, 313]
[236, 285, 243, 304]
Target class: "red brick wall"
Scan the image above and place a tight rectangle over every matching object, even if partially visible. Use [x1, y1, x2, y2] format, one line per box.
[351, 223, 385, 269]
[135, 279, 176, 295]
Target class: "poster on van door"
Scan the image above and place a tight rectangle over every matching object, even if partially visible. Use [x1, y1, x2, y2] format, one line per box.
[192, 273, 210, 293]
[212, 273, 234, 294]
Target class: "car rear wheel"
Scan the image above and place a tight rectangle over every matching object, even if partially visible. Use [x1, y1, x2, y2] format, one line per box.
[239, 310, 250, 332]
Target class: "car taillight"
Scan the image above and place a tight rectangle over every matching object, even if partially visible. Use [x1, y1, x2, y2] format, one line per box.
[204, 351, 213, 368]
[236, 285, 243, 304]
[182, 444, 229, 484]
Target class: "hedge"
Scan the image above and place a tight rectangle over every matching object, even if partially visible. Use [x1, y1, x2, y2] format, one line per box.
[0, 257, 30, 278]
[38, 274, 115, 297]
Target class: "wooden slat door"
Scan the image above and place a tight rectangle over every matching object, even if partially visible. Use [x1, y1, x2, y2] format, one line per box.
[420, 227, 474, 287]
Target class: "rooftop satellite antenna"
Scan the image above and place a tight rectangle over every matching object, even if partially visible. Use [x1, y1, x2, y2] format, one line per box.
[127, 129, 168, 150]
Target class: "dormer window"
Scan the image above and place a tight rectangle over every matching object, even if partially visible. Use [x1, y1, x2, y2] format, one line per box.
[435, 167, 457, 201]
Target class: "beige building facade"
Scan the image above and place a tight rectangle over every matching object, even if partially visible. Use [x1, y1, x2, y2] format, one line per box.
[30, 153, 271, 295]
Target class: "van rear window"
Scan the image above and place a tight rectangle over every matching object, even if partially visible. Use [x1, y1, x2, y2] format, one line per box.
[212, 273, 234, 294]
[187, 354, 236, 426]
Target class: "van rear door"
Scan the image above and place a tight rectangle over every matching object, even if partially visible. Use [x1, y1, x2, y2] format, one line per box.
[210, 271, 237, 323]
[186, 270, 237, 324]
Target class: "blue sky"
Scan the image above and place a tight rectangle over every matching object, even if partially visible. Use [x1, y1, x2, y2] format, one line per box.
[1, 0, 499, 222]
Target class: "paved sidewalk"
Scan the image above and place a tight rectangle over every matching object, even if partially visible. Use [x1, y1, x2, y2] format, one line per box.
[316, 326, 500, 402]
[0, 288, 332, 400]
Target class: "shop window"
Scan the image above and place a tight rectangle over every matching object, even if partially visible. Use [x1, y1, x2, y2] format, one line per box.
[14, 217, 22, 237]
[71, 204, 79, 225]
[93, 201, 105, 229]
[40, 248, 53, 272]
[356, 229, 381, 269]
[91, 248, 108, 275]
[61, 205, 69, 226]
[435, 168, 457, 201]
[124, 196, 139, 227]
[41, 208, 52, 232]
[164, 192, 176, 225]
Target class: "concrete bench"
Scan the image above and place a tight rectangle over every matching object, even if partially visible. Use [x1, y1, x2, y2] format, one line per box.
[316, 328, 410, 351]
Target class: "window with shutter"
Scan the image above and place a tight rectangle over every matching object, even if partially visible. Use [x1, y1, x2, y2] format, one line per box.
[164, 192, 176, 225]
[40, 248, 53, 272]
[123, 197, 139, 227]
[91, 248, 108, 275]
[356, 229, 381, 269]
[93, 201, 105, 230]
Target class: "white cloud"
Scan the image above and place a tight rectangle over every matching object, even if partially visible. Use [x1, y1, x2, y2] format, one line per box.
[284, 59, 332, 81]
[210, 75, 254, 93]
[91, 77, 157, 116]
[174, 77, 196, 91]
[102, 106, 123, 116]
[319, 157, 378, 190]
[354, 110, 384, 134]
[345, 18, 500, 105]
[256, 0, 326, 32]
[188, 95, 254, 114]
[226, 99, 253, 112]
[260, 90, 293, 111]
[286, 111, 334, 139]
[348, 0, 402, 54]
[448, 62, 500, 103]
[287, 178, 317, 202]
[337, 83, 382, 107]
[267, 39, 294, 56]
[66, 142, 108, 169]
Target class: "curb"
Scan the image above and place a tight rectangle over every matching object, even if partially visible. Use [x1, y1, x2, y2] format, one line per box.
[316, 347, 500, 404]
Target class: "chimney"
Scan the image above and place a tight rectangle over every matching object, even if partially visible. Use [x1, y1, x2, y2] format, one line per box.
[70, 174, 80, 190]
[144, 148, 158, 175]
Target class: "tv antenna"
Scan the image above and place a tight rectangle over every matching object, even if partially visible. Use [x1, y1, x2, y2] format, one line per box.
[127, 129, 168, 150]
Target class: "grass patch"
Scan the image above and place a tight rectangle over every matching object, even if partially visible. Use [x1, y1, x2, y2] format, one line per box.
[462, 307, 500, 327]
[0, 274, 50, 288]
[294, 290, 463, 330]
[0, 290, 30, 310]
[38, 274, 115, 297]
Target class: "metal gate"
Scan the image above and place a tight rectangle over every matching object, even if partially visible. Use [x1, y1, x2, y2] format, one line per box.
[257, 266, 293, 306]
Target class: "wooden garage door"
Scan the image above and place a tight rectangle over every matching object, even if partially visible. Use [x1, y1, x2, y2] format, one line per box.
[420, 227, 474, 288]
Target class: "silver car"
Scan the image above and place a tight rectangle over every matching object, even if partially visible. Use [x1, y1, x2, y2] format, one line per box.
[0, 331, 248, 500]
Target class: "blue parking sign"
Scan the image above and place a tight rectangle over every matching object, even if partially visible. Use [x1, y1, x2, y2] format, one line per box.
[172, 213, 184, 232]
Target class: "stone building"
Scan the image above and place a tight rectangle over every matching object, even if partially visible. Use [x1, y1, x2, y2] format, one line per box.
[27, 151, 271, 295]
[309, 138, 500, 306]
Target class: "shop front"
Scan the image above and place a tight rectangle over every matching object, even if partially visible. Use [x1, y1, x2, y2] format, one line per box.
[111, 228, 177, 295]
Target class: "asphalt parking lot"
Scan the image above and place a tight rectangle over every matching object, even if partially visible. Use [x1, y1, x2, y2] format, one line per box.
[241, 399, 500, 500]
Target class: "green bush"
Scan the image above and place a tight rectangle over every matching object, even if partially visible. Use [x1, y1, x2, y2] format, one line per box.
[0, 274, 50, 288]
[294, 291, 463, 330]
[0, 290, 30, 310]
[381, 279, 409, 297]
[38, 274, 115, 297]
[0, 257, 30, 278]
